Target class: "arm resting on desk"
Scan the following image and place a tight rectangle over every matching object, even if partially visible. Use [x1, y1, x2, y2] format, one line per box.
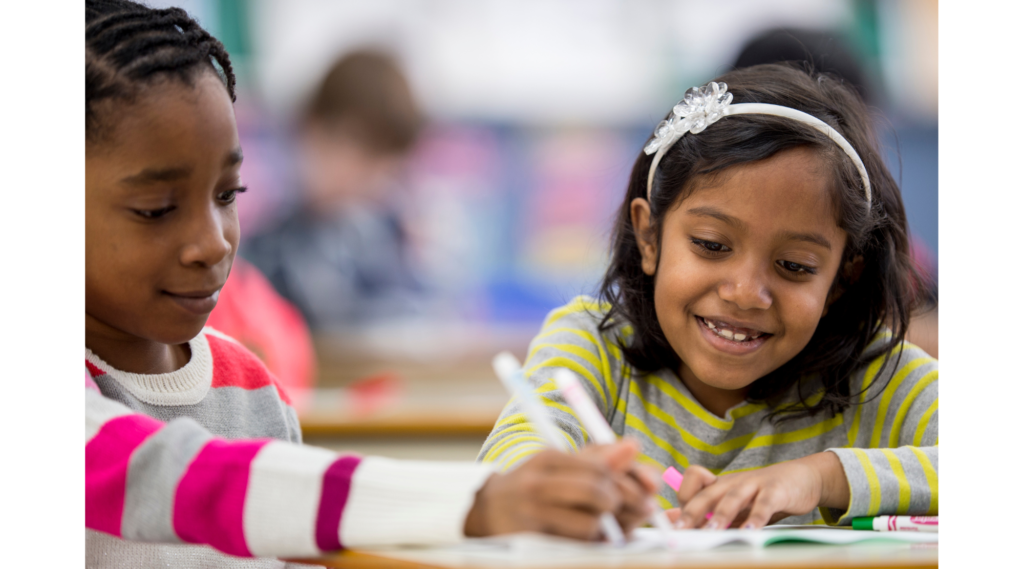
[822, 345, 938, 525]
[85, 382, 493, 558]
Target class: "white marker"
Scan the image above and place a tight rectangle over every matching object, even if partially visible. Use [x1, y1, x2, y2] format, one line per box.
[491, 352, 626, 546]
[554, 368, 676, 542]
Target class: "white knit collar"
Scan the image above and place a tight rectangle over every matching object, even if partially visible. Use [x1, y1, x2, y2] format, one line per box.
[85, 332, 213, 406]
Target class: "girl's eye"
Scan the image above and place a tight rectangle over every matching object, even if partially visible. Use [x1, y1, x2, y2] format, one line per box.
[133, 206, 174, 220]
[217, 186, 247, 204]
[778, 260, 817, 275]
[691, 238, 730, 254]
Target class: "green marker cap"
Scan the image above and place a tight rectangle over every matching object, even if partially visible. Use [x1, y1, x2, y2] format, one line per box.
[851, 517, 874, 530]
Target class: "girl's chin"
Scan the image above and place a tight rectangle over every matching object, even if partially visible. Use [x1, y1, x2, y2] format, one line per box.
[144, 318, 208, 347]
[692, 374, 759, 393]
[681, 353, 770, 392]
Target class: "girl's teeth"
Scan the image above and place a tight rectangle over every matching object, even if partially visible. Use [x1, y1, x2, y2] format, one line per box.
[702, 317, 761, 342]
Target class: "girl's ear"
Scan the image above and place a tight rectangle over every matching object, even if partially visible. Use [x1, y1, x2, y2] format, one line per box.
[822, 255, 864, 316]
[630, 198, 659, 276]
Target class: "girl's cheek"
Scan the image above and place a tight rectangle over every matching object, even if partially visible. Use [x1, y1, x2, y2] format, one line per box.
[794, 292, 830, 328]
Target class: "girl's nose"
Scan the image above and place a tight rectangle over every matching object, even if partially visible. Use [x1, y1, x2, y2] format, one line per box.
[717, 264, 772, 311]
[180, 208, 234, 268]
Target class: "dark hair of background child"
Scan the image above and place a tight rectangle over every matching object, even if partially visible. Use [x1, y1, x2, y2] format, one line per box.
[86, 0, 236, 142]
[302, 50, 423, 155]
[597, 63, 924, 422]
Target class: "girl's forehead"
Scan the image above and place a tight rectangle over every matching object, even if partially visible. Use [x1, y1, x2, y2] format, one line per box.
[90, 74, 239, 169]
[677, 148, 844, 241]
[86, 74, 242, 198]
[92, 72, 236, 152]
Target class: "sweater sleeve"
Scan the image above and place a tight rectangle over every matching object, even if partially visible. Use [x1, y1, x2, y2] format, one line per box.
[86, 371, 494, 557]
[822, 343, 939, 525]
[478, 297, 623, 471]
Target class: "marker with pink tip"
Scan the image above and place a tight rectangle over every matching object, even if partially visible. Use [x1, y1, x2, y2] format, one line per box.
[663, 466, 713, 523]
[663, 466, 684, 492]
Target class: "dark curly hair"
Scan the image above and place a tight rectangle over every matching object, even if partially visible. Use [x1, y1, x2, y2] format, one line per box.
[598, 63, 922, 422]
[86, 0, 236, 142]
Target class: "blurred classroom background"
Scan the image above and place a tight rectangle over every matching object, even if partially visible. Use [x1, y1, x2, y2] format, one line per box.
[152, 0, 938, 460]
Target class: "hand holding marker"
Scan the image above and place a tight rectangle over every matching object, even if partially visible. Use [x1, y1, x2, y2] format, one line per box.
[552, 368, 675, 539]
[662, 466, 713, 525]
[491, 353, 627, 546]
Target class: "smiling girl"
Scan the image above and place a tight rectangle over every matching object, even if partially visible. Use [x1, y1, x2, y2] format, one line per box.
[85, 2, 655, 566]
[480, 64, 938, 529]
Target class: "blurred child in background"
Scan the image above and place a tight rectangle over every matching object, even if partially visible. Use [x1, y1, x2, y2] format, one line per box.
[242, 51, 427, 330]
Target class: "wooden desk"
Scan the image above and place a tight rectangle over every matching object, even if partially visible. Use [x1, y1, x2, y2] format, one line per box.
[312, 324, 537, 389]
[295, 541, 938, 568]
[295, 382, 507, 460]
[299, 390, 507, 438]
[300, 327, 533, 438]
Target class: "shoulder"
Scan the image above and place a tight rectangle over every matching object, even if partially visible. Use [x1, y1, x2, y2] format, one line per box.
[534, 295, 634, 358]
[541, 295, 612, 326]
[202, 327, 293, 405]
[540, 295, 612, 335]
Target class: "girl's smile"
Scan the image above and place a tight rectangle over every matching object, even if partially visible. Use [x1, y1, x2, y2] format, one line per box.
[695, 315, 772, 355]
[163, 289, 222, 316]
[631, 146, 847, 416]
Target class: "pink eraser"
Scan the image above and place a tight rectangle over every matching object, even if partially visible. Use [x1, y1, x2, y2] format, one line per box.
[662, 466, 683, 492]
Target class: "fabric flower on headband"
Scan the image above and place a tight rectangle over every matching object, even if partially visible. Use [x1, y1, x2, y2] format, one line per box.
[643, 81, 733, 155]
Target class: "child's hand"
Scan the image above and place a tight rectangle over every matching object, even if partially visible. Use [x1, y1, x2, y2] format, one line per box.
[605, 439, 661, 532]
[665, 452, 850, 530]
[464, 441, 653, 540]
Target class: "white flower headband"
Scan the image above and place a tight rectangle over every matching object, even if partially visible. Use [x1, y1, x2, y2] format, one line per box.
[644, 81, 871, 207]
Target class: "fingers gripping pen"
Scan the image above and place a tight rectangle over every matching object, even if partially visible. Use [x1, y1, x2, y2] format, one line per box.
[553, 369, 675, 541]
[491, 353, 627, 546]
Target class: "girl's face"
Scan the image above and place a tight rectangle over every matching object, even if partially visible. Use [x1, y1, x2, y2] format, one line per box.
[86, 71, 242, 354]
[631, 147, 847, 411]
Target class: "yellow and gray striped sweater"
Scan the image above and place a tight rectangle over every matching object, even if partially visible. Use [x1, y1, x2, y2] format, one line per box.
[478, 296, 938, 525]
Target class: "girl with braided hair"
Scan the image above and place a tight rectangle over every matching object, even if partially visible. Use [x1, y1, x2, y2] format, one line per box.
[85, 2, 658, 566]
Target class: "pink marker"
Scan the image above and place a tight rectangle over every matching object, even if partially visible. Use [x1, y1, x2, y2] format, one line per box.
[662, 466, 684, 492]
[663, 466, 713, 521]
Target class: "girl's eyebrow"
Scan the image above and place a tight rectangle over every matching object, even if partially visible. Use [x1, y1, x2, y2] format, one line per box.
[225, 148, 243, 167]
[119, 149, 243, 187]
[777, 231, 833, 251]
[686, 206, 745, 228]
[120, 166, 191, 186]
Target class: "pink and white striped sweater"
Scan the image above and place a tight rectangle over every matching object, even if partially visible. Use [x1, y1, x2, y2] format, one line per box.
[85, 328, 493, 568]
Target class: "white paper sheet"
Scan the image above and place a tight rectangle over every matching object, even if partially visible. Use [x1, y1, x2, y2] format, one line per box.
[449, 526, 937, 556]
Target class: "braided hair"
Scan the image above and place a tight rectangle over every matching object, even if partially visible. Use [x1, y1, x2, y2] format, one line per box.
[86, 0, 236, 141]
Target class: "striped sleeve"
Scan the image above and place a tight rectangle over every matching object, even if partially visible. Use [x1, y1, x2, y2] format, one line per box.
[478, 297, 623, 471]
[86, 386, 494, 556]
[823, 342, 938, 525]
